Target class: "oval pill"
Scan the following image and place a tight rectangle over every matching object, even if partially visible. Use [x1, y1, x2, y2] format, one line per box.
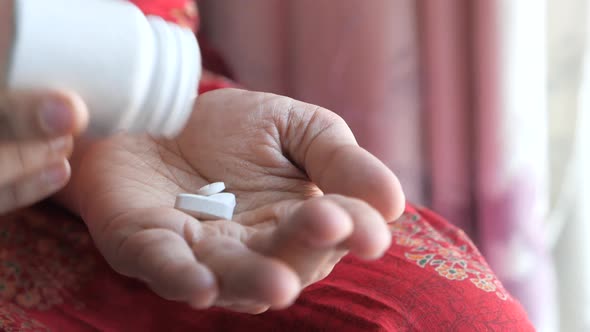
[208, 193, 236, 208]
[195, 182, 226, 196]
[174, 193, 235, 220]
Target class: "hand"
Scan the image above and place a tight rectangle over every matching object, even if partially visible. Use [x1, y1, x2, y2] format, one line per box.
[73, 89, 405, 313]
[0, 90, 88, 214]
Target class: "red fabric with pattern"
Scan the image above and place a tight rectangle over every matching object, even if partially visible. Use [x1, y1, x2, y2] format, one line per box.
[0, 204, 534, 331]
[0, 1, 535, 331]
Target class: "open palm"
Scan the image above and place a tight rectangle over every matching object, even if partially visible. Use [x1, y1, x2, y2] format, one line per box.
[72, 89, 405, 314]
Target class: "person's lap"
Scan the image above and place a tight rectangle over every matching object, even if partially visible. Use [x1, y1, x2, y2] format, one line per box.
[0, 202, 533, 331]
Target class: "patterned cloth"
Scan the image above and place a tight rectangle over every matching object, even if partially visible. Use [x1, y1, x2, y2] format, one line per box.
[0, 204, 533, 331]
[0, 0, 535, 330]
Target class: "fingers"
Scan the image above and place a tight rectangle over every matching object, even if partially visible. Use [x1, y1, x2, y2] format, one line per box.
[279, 102, 405, 221]
[247, 198, 350, 287]
[0, 136, 73, 185]
[99, 207, 300, 311]
[0, 90, 88, 140]
[325, 195, 392, 259]
[120, 229, 219, 309]
[0, 135, 73, 213]
[247, 195, 391, 288]
[0, 90, 87, 214]
[0, 159, 71, 214]
[96, 198, 388, 313]
[193, 236, 301, 310]
[106, 212, 219, 308]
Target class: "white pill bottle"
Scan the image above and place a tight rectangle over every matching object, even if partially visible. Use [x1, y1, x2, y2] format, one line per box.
[7, 0, 201, 137]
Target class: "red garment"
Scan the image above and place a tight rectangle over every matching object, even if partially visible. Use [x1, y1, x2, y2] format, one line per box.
[0, 1, 534, 331]
[0, 204, 533, 331]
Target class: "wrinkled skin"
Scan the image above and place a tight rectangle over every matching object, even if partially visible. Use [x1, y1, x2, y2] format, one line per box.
[64, 89, 405, 314]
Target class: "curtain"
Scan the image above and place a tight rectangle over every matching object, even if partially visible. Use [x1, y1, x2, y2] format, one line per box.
[199, 0, 426, 204]
[199, 1, 558, 329]
[550, 0, 590, 330]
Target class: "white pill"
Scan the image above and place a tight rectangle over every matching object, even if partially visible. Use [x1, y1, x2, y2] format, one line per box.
[174, 193, 236, 220]
[208, 193, 236, 208]
[195, 182, 226, 196]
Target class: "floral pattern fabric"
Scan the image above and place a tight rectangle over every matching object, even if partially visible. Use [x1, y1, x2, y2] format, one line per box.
[0, 203, 534, 331]
[393, 210, 510, 300]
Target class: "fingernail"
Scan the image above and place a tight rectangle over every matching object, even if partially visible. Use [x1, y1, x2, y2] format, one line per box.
[39, 99, 74, 135]
[41, 161, 70, 187]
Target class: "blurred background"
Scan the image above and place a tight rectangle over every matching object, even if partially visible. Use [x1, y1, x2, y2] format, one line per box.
[199, 0, 589, 330]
